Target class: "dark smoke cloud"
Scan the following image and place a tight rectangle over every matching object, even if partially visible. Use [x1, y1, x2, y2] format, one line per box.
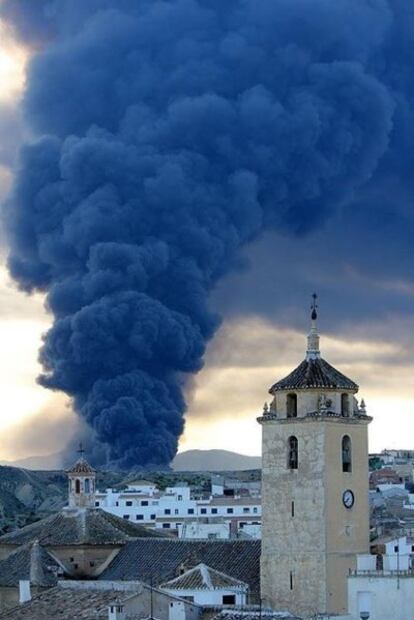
[2, 0, 412, 467]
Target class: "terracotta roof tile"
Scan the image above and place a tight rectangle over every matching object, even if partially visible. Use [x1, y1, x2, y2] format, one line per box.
[269, 357, 358, 393]
[161, 563, 247, 590]
[99, 539, 261, 594]
[0, 508, 166, 547]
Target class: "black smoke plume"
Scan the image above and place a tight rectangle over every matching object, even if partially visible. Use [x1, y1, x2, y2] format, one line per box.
[2, 0, 411, 467]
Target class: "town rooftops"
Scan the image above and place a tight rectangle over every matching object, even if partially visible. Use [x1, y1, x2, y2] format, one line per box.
[0, 540, 59, 587]
[269, 357, 358, 394]
[0, 508, 166, 547]
[211, 611, 299, 620]
[161, 563, 248, 591]
[99, 538, 261, 594]
[0, 582, 140, 620]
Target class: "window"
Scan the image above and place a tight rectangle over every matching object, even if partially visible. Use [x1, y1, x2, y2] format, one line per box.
[342, 435, 352, 473]
[164, 509, 171, 515]
[90, 561, 95, 567]
[136, 515, 144, 520]
[162, 523, 171, 529]
[201, 508, 207, 514]
[84, 478, 90, 493]
[223, 595, 236, 605]
[211, 508, 218, 514]
[288, 436, 298, 470]
[126, 501, 133, 507]
[287, 393, 297, 418]
[291, 501, 295, 518]
[150, 514, 156, 520]
[178, 495, 183, 501]
[243, 507, 250, 514]
[394, 545, 399, 553]
[74, 564, 78, 570]
[174, 509, 179, 515]
[227, 508, 234, 514]
[115, 501, 119, 507]
[95, 501, 100, 507]
[75, 479, 80, 494]
[253, 507, 258, 514]
[141, 500, 148, 506]
[188, 508, 194, 515]
[341, 393, 349, 416]
[123, 515, 130, 520]
[69, 557, 74, 562]
[290, 571, 294, 590]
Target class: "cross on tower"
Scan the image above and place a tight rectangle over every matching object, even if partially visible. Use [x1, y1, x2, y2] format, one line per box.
[77, 442, 85, 458]
[311, 293, 318, 320]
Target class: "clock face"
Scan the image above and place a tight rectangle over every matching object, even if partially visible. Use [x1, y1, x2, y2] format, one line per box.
[343, 489, 354, 509]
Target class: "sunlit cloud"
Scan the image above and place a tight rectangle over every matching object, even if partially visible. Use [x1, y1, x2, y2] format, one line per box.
[181, 315, 414, 456]
[0, 20, 28, 103]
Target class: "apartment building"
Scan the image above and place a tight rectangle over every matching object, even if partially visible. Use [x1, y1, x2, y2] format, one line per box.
[94, 481, 261, 538]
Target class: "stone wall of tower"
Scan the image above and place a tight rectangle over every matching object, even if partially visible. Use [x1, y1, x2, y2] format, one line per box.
[261, 417, 328, 616]
[260, 414, 370, 617]
[324, 419, 370, 614]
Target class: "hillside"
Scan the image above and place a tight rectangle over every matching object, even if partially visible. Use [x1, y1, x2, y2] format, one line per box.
[0, 464, 258, 533]
[1, 449, 262, 472]
[172, 449, 261, 471]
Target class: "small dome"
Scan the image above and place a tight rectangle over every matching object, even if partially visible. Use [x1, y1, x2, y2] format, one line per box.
[67, 458, 95, 475]
[269, 357, 358, 394]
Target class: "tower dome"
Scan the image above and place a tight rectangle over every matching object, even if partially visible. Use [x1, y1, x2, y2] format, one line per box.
[265, 295, 362, 420]
[67, 445, 96, 509]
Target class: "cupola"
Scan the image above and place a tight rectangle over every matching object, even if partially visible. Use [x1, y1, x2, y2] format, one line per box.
[67, 444, 96, 509]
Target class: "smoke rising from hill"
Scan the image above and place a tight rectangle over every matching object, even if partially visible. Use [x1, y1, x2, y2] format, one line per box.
[2, 0, 413, 467]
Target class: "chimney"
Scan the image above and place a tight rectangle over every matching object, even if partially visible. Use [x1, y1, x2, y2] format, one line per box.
[19, 580, 31, 604]
[169, 601, 186, 620]
[108, 600, 125, 620]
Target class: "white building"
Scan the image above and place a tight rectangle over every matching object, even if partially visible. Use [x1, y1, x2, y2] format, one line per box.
[95, 482, 261, 538]
[160, 563, 249, 606]
[348, 536, 414, 619]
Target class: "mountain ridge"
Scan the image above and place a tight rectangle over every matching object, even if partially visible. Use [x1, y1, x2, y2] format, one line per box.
[0, 449, 261, 472]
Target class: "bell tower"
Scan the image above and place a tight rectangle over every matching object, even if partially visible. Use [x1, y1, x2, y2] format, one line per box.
[67, 444, 96, 509]
[258, 296, 372, 616]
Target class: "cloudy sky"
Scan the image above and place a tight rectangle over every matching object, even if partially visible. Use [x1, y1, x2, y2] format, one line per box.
[0, 1, 413, 465]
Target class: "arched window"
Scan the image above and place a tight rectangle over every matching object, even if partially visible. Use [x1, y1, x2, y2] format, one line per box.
[341, 393, 349, 416]
[288, 436, 298, 470]
[342, 435, 352, 472]
[75, 479, 81, 494]
[287, 394, 297, 418]
[84, 478, 90, 493]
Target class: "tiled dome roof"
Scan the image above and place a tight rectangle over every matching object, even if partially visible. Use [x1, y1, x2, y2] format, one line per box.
[67, 458, 95, 475]
[269, 357, 358, 393]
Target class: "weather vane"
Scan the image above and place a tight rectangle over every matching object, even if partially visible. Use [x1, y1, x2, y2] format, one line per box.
[311, 293, 318, 320]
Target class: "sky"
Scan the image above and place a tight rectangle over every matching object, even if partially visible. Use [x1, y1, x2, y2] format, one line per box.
[0, 1, 413, 466]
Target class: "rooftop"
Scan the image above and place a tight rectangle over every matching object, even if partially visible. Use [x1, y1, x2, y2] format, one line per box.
[0, 582, 139, 620]
[0, 540, 59, 587]
[99, 538, 261, 594]
[0, 508, 166, 547]
[269, 357, 358, 393]
[161, 563, 248, 591]
[67, 457, 95, 475]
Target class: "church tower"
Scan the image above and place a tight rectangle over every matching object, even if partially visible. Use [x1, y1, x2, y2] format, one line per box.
[67, 445, 96, 509]
[258, 296, 371, 616]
